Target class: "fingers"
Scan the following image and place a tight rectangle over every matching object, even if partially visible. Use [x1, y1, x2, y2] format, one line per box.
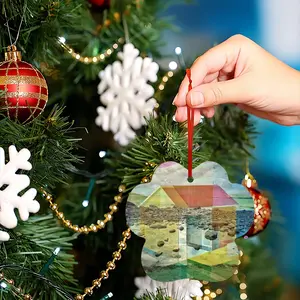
[186, 77, 246, 108]
[174, 106, 187, 122]
[202, 107, 215, 118]
[174, 107, 202, 125]
[173, 36, 242, 107]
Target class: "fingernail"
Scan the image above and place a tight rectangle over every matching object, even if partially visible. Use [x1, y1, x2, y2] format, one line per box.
[172, 94, 178, 105]
[172, 114, 177, 122]
[191, 91, 204, 107]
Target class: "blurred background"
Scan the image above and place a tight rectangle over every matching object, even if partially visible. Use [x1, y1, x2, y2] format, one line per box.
[160, 0, 300, 292]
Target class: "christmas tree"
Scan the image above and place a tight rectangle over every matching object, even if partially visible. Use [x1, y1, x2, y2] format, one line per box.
[0, 1, 283, 299]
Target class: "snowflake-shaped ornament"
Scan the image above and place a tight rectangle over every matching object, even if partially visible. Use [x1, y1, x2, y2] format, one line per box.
[96, 43, 159, 146]
[0, 146, 40, 241]
[135, 275, 203, 300]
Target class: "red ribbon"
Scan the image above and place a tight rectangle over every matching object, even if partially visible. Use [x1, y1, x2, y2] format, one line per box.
[186, 69, 194, 181]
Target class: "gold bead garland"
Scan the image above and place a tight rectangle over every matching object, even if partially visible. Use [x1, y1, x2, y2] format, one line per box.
[74, 228, 131, 300]
[141, 161, 157, 183]
[0, 229, 131, 300]
[59, 38, 125, 64]
[42, 184, 126, 234]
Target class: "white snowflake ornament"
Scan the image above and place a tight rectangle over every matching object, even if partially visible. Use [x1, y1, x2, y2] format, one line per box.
[135, 276, 203, 300]
[0, 145, 40, 241]
[96, 43, 159, 146]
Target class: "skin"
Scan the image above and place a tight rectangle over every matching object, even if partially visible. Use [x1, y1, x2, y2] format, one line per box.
[173, 34, 300, 126]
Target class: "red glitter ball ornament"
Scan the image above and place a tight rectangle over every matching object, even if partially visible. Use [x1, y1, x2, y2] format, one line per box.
[242, 173, 271, 238]
[88, 0, 109, 7]
[0, 45, 48, 123]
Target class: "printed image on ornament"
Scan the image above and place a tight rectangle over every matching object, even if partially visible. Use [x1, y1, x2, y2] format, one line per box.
[126, 161, 254, 282]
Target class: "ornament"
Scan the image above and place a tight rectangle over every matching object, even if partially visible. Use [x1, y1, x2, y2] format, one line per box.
[0, 145, 40, 241]
[135, 275, 203, 300]
[242, 173, 271, 238]
[88, 0, 110, 8]
[96, 43, 159, 146]
[0, 45, 48, 123]
[126, 161, 254, 282]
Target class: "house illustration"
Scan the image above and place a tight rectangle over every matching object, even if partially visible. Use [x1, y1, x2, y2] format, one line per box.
[126, 161, 253, 282]
[140, 185, 238, 258]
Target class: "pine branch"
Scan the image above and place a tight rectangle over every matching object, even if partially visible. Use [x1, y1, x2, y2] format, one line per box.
[106, 106, 256, 190]
[134, 288, 172, 300]
[110, 115, 209, 189]
[50, 1, 174, 85]
[0, 0, 87, 65]
[0, 106, 82, 191]
[0, 215, 79, 300]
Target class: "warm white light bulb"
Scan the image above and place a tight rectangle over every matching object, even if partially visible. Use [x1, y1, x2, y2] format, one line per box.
[169, 61, 178, 70]
[0, 282, 7, 289]
[175, 47, 182, 55]
[54, 247, 61, 255]
[99, 150, 107, 158]
[82, 200, 89, 207]
[58, 36, 66, 44]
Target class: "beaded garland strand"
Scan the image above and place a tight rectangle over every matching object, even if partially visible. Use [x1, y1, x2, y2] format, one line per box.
[74, 228, 131, 300]
[41, 184, 126, 234]
[0, 229, 131, 300]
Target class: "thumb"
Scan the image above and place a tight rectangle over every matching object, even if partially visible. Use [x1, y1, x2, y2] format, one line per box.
[187, 78, 246, 108]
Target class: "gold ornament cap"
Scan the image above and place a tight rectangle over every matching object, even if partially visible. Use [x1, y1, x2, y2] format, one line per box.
[5, 45, 22, 61]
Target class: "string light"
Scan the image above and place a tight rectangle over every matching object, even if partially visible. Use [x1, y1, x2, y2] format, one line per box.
[0, 274, 32, 299]
[82, 200, 89, 207]
[58, 37, 125, 64]
[174, 46, 186, 69]
[100, 292, 113, 300]
[168, 61, 178, 70]
[39, 247, 61, 275]
[157, 71, 174, 93]
[0, 282, 8, 289]
[99, 150, 107, 158]
[81, 178, 96, 209]
[0, 230, 130, 300]
[240, 283, 247, 290]
[175, 47, 182, 55]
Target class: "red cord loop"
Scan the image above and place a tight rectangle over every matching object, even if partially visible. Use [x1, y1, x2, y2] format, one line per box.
[186, 69, 194, 182]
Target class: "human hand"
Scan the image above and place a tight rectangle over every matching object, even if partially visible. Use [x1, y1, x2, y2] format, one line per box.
[173, 34, 300, 126]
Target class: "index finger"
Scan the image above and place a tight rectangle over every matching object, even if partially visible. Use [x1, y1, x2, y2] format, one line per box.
[174, 36, 242, 107]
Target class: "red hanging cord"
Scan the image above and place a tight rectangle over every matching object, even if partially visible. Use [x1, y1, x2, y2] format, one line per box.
[186, 69, 194, 182]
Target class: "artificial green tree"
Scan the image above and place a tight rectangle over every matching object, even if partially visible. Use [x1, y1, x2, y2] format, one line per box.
[0, 0, 283, 299]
